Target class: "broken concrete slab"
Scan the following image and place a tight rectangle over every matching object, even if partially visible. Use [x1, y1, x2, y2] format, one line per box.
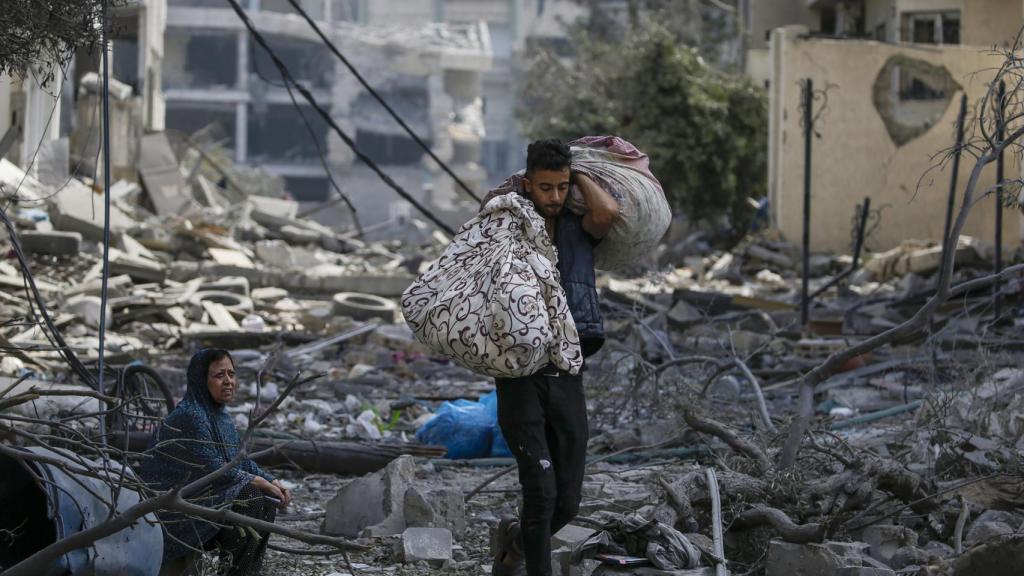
[18, 230, 82, 256]
[888, 546, 928, 570]
[953, 535, 1024, 576]
[65, 295, 113, 330]
[397, 527, 452, 568]
[765, 540, 845, 576]
[280, 224, 321, 245]
[138, 133, 193, 217]
[964, 520, 1014, 547]
[109, 250, 167, 283]
[403, 485, 466, 537]
[49, 178, 134, 243]
[248, 195, 300, 229]
[860, 524, 916, 564]
[551, 523, 597, 550]
[207, 247, 255, 269]
[322, 455, 416, 538]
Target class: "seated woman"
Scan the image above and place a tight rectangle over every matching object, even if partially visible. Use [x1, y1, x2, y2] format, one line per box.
[139, 348, 291, 575]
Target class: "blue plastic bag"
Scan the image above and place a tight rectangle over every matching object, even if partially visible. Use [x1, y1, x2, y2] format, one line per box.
[416, 391, 512, 459]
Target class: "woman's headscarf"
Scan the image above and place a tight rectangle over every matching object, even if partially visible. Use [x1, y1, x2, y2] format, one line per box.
[138, 348, 274, 563]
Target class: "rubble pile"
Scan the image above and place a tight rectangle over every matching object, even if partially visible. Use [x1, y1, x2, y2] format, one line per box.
[3, 134, 1024, 575]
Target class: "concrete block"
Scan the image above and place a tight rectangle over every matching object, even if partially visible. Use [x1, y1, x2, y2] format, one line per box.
[322, 455, 415, 538]
[965, 521, 1014, 547]
[49, 178, 134, 242]
[861, 525, 916, 563]
[66, 295, 113, 330]
[200, 276, 251, 297]
[765, 540, 844, 576]
[552, 546, 601, 576]
[313, 273, 416, 297]
[280, 224, 321, 245]
[398, 527, 451, 568]
[889, 546, 928, 570]
[19, 230, 81, 256]
[551, 524, 597, 550]
[403, 486, 466, 537]
[110, 250, 166, 283]
[249, 195, 299, 229]
[953, 535, 1024, 576]
[824, 541, 870, 561]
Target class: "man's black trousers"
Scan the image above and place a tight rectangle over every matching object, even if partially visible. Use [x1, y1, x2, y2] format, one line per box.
[495, 371, 589, 576]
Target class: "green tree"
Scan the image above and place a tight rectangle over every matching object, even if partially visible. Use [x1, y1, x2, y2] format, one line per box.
[2, 2, 121, 82]
[518, 23, 767, 233]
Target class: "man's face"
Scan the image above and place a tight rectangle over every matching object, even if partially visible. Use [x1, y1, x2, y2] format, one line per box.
[523, 168, 571, 218]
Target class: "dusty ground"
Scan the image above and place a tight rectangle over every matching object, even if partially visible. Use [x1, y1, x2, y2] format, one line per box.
[257, 458, 700, 576]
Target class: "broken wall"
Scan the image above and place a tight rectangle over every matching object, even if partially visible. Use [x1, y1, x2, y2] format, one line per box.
[961, 0, 1022, 48]
[768, 26, 1022, 253]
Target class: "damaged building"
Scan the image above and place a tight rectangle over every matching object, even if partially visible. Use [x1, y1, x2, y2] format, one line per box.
[741, 0, 1024, 251]
[6, 1, 1024, 576]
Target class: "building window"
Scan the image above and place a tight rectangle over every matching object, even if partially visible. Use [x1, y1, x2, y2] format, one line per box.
[166, 103, 238, 148]
[250, 35, 334, 89]
[901, 11, 960, 45]
[283, 176, 329, 202]
[355, 131, 426, 165]
[482, 139, 509, 176]
[874, 22, 886, 42]
[247, 103, 329, 165]
[164, 30, 239, 89]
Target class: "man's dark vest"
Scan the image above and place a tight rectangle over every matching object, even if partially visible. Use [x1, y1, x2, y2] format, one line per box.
[554, 210, 605, 354]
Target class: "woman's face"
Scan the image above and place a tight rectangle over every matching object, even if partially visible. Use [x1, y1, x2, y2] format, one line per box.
[206, 356, 236, 405]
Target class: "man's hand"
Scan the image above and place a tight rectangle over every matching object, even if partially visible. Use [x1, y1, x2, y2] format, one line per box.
[575, 172, 620, 239]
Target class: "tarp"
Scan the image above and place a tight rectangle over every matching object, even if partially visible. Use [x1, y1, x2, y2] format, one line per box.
[0, 446, 163, 575]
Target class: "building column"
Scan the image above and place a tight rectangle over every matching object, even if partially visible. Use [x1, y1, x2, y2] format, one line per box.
[326, 39, 363, 171]
[139, 0, 167, 131]
[0, 75, 12, 140]
[235, 30, 249, 164]
[21, 66, 62, 175]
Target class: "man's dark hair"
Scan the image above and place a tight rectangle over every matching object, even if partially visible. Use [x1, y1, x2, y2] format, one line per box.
[526, 139, 572, 175]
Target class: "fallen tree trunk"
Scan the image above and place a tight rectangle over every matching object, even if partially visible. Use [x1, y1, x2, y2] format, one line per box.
[103, 431, 446, 475]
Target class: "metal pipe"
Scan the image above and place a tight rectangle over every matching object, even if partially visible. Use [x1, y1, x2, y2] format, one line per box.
[995, 80, 1006, 320]
[801, 78, 814, 327]
[938, 95, 968, 284]
[705, 468, 727, 576]
[808, 197, 871, 300]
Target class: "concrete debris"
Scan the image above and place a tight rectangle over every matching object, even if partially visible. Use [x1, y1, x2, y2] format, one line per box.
[764, 541, 844, 576]
[3, 119, 1024, 576]
[860, 525, 916, 564]
[19, 230, 82, 256]
[397, 527, 453, 568]
[322, 455, 417, 538]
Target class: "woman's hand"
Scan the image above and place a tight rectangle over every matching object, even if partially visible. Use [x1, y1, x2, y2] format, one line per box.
[251, 476, 289, 509]
[271, 479, 291, 508]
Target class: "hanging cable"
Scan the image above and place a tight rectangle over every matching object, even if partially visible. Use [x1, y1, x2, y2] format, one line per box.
[284, 0, 483, 204]
[0, 208, 97, 389]
[97, 0, 114, 443]
[224, 0, 456, 236]
[248, 40, 363, 235]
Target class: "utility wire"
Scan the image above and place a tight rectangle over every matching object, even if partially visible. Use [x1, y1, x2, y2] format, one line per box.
[248, 41, 363, 234]
[224, 0, 457, 236]
[97, 0, 113, 444]
[284, 0, 482, 204]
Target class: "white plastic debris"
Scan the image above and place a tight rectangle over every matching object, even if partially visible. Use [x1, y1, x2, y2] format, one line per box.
[241, 314, 267, 332]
